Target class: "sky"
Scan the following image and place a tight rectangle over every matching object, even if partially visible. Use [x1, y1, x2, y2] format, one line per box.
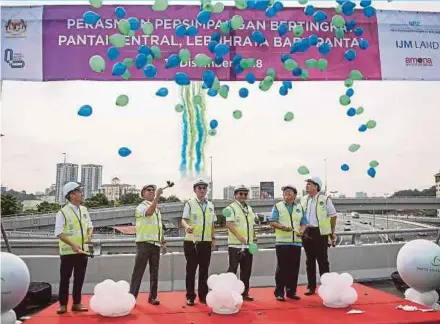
[1, 1, 440, 200]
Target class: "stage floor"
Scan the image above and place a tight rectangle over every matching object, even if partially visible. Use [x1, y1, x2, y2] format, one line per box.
[26, 284, 440, 324]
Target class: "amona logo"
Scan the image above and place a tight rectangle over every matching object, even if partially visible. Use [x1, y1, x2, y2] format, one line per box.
[430, 256, 440, 267]
[405, 57, 433, 67]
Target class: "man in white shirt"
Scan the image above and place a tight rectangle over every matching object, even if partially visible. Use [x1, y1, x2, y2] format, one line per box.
[300, 177, 337, 296]
[54, 182, 93, 314]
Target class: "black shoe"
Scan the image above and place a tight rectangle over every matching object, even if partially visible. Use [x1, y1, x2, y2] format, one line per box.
[286, 294, 301, 300]
[186, 299, 195, 306]
[304, 289, 315, 296]
[199, 298, 207, 304]
[276, 296, 285, 302]
[148, 298, 160, 305]
[243, 295, 254, 301]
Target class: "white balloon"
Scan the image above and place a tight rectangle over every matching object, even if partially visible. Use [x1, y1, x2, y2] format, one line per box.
[91, 279, 135, 317]
[206, 272, 245, 315]
[320, 272, 339, 286]
[397, 239, 440, 293]
[235, 280, 245, 294]
[115, 280, 130, 294]
[419, 290, 439, 306]
[206, 291, 216, 308]
[207, 274, 220, 290]
[405, 288, 420, 301]
[1, 310, 17, 324]
[340, 287, 358, 305]
[338, 273, 354, 287]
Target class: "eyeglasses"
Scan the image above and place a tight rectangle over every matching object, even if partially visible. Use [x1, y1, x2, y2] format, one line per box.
[196, 186, 207, 190]
[238, 192, 248, 196]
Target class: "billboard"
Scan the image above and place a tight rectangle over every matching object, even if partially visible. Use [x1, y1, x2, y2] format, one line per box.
[260, 181, 274, 199]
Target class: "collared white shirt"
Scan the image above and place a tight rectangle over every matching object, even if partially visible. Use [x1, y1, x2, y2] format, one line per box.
[54, 203, 93, 237]
[227, 200, 252, 249]
[182, 197, 217, 221]
[136, 199, 159, 217]
[304, 194, 337, 227]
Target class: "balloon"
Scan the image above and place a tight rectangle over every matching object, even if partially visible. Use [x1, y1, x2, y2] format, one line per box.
[150, 46, 162, 59]
[222, 208, 232, 217]
[194, 53, 213, 67]
[165, 54, 181, 69]
[78, 105, 93, 117]
[135, 53, 147, 69]
[339, 95, 351, 106]
[210, 119, 219, 129]
[348, 143, 360, 152]
[283, 59, 297, 71]
[121, 70, 131, 80]
[360, 0, 372, 7]
[304, 59, 317, 69]
[304, 4, 315, 16]
[292, 67, 302, 77]
[208, 129, 217, 136]
[218, 85, 229, 98]
[207, 89, 218, 97]
[212, 2, 225, 13]
[367, 167, 376, 178]
[240, 58, 256, 69]
[117, 19, 130, 35]
[266, 68, 276, 79]
[346, 108, 356, 117]
[334, 27, 345, 39]
[203, 3, 214, 12]
[358, 124, 367, 132]
[175, 104, 184, 113]
[83, 11, 101, 25]
[214, 43, 230, 57]
[344, 49, 356, 61]
[341, 164, 349, 171]
[197, 11, 211, 24]
[354, 27, 364, 37]
[309, 34, 318, 45]
[284, 111, 294, 121]
[317, 58, 328, 72]
[346, 88, 354, 97]
[193, 95, 202, 105]
[344, 78, 353, 87]
[211, 32, 221, 42]
[293, 25, 304, 37]
[301, 69, 310, 80]
[273, 1, 283, 11]
[366, 120, 377, 129]
[116, 95, 129, 107]
[208, 40, 218, 53]
[318, 43, 331, 55]
[187, 25, 198, 37]
[144, 64, 157, 78]
[89, 55, 105, 73]
[156, 87, 169, 97]
[342, 1, 356, 15]
[369, 160, 379, 168]
[251, 30, 266, 44]
[233, 110, 242, 119]
[331, 15, 345, 28]
[109, 34, 126, 48]
[279, 86, 288, 96]
[174, 72, 190, 86]
[278, 23, 288, 36]
[255, 0, 270, 10]
[179, 48, 191, 63]
[359, 39, 369, 50]
[176, 24, 186, 38]
[363, 6, 376, 17]
[107, 47, 120, 61]
[249, 243, 258, 254]
[313, 10, 327, 23]
[266, 6, 276, 17]
[118, 147, 132, 157]
[356, 106, 364, 115]
[123, 58, 134, 67]
[112, 62, 126, 76]
[220, 21, 230, 34]
[142, 22, 154, 35]
[239, 88, 249, 98]
[245, 73, 255, 84]
[89, 0, 103, 8]
[346, 19, 356, 31]
[283, 81, 292, 89]
[152, 0, 169, 11]
[298, 166, 309, 175]
[350, 69, 363, 80]
[236, 0, 248, 9]
[335, 4, 342, 13]
[128, 17, 140, 31]
[115, 7, 126, 19]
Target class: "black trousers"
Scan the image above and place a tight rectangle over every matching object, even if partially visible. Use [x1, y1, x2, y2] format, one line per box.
[274, 245, 301, 297]
[183, 241, 212, 301]
[302, 227, 330, 290]
[58, 253, 88, 306]
[227, 247, 253, 297]
[129, 242, 160, 300]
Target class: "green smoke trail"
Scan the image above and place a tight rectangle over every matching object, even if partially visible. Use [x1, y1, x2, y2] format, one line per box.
[186, 84, 196, 175]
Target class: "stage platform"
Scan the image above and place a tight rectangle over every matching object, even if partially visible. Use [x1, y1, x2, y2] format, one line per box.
[26, 284, 440, 324]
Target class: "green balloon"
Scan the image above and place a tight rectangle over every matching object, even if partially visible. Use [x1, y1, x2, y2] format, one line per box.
[142, 22, 154, 35]
[298, 165, 309, 175]
[203, 3, 213, 12]
[298, 0, 308, 4]
[344, 78, 353, 87]
[175, 104, 184, 113]
[317, 58, 328, 72]
[339, 95, 351, 106]
[231, 15, 244, 30]
[266, 68, 276, 79]
[152, 0, 169, 11]
[284, 112, 294, 121]
[222, 208, 232, 217]
[89, 0, 103, 8]
[305, 59, 317, 69]
[121, 70, 131, 80]
[240, 58, 256, 69]
[208, 129, 217, 136]
[109, 34, 126, 48]
[356, 106, 364, 115]
[366, 120, 377, 129]
[335, 4, 342, 13]
[335, 27, 344, 39]
[300, 69, 309, 80]
[331, 15, 345, 28]
[284, 59, 297, 71]
[259, 76, 274, 91]
[118, 19, 131, 35]
[350, 69, 363, 80]
[116, 94, 129, 107]
[369, 160, 379, 168]
[348, 144, 360, 153]
[212, 77, 221, 90]
[194, 53, 212, 67]
[151, 46, 162, 59]
[89, 55, 105, 73]
[218, 85, 229, 98]
[220, 21, 230, 34]
[233, 110, 243, 119]
[123, 58, 134, 67]
[194, 95, 202, 105]
[293, 25, 304, 37]
[212, 2, 225, 13]
[179, 48, 190, 63]
[128, 30, 135, 37]
[147, 55, 154, 65]
[235, 0, 247, 9]
[248, 243, 258, 254]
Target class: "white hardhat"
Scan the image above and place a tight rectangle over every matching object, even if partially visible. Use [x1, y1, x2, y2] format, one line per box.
[234, 185, 249, 194]
[305, 177, 323, 191]
[63, 182, 80, 197]
[193, 179, 209, 188]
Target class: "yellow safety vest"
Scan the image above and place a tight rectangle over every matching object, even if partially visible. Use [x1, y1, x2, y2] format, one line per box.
[135, 200, 163, 243]
[274, 201, 303, 243]
[184, 198, 215, 242]
[59, 205, 90, 255]
[300, 194, 332, 235]
[227, 201, 256, 246]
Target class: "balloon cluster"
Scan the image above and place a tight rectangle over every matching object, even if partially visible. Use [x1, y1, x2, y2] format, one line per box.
[206, 273, 245, 314]
[317, 272, 358, 308]
[89, 279, 136, 317]
[209, 119, 218, 136]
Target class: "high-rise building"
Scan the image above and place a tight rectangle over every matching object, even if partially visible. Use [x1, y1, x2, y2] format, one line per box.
[223, 186, 235, 200]
[250, 186, 260, 200]
[99, 177, 138, 202]
[55, 163, 79, 203]
[435, 171, 440, 217]
[81, 164, 103, 199]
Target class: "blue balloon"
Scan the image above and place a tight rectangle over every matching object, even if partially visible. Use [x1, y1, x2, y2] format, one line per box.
[247, 0, 256, 9]
[232, 54, 242, 66]
[299, 38, 310, 52]
[78, 105, 93, 117]
[165, 54, 181, 69]
[354, 27, 364, 37]
[202, 83, 208, 89]
[255, 0, 270, 10]
[346, 88, 354, 97]
[115, 7, 126, 19]
[214, 43, 230, 57]
[313, 10, 327, 23]
[279, 86, 288, 96]
[138, 45, 151, 56]
[309, 34, 318, 46]
[336, 0, 345, 4]
[251, 31, 266, 44]
[359, 39, 369, 50]
[187, 25, 198, 37]
[266, 6, 276, 17]
[209, 119, 219, 129]
[234, 65, 244, 75]
[83, 11, 101, 25]
[342, 1, 356, 15]
[363, 6, 376, 18]
[245, 72, 256, 84]
[347, 107, 356, 117]
[344, 49, 356, 61]
[118, 147, 132, 157]
[290, 41, 302, 54]
[208, 41, 218, 53]
[207, 89, 218, 97]
[359, 124, 368, 132]
[128, 17, 140, 31]
[360, 0, 371, 7]
[283, 81, 292, 89]
[278, 23, 288, 36]
[318, 43, 331, 55]
[174, 72, 190, 85]
[156, 87, 169, 97]
[107, 47, 120, 61]
[341, 164, 350, 171]
[143, 64, 157, 78]
[292, 67, 302, 77]
[112, 62, 126, 76]
[239, 87, 249, 98]
[176, 24, 187, 38]
[367, 167, 376, 178]
[136, 53, 148, 69]
[304, 5, 315, 16]
[273, 1, 283, 12]
[197, 11, 211, 24]
[211, 32, 221, 42]
[346, 19, 356, 31]
[203, 70, 215, 88]
[214, 56, 223, 65]
[281, 54, 291, 63]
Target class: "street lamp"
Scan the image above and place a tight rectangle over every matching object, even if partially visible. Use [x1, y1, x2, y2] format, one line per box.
[209, 156, 213, 200]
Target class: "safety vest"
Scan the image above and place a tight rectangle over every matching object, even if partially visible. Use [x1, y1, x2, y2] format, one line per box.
[135, 200, 163, 243]
[227, 201, 256, 246]
[300, 194, 332, 235]
[274, 201, 303, 243]
[184, 198, 215, 242]
[59, 205, 89, 255]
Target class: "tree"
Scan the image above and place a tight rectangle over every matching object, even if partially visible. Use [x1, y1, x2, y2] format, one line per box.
[392, 186, 436, 197]
[1, 194, 22, 216]
[166, 195, 181, 203]
[83, 193, 110, 208]
[36, 201, 61, 213]
[119, 193, 143, 205]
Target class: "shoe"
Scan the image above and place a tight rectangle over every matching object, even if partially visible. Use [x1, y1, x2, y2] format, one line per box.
[71, 304, 88, 312]
[304, 289, 315, 296]
[286, 294, 301, 300]
[243, 295, 254, 301]
[148, 298, 160, 306]
[276, 296, 285, 302]
[57, 306, 67, 314]
[199, 298, 207, 304]
[186, 299, 195, 306]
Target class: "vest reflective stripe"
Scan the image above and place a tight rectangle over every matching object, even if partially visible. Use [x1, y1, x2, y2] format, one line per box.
[184, 198, 215, 242]
[135, 201, 162, 243]
[274, 201, 303, 243]
[227, 202, 256, 246]
[301, 194, 332, 235]
[59, 205, 89, 255]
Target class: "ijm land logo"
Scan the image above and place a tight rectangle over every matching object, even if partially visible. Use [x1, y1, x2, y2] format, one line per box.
[405, 57, 433, 67]
[430, 256, 440, 267]
[4, 48, 25, 69]
[4, 19, 27, 37]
